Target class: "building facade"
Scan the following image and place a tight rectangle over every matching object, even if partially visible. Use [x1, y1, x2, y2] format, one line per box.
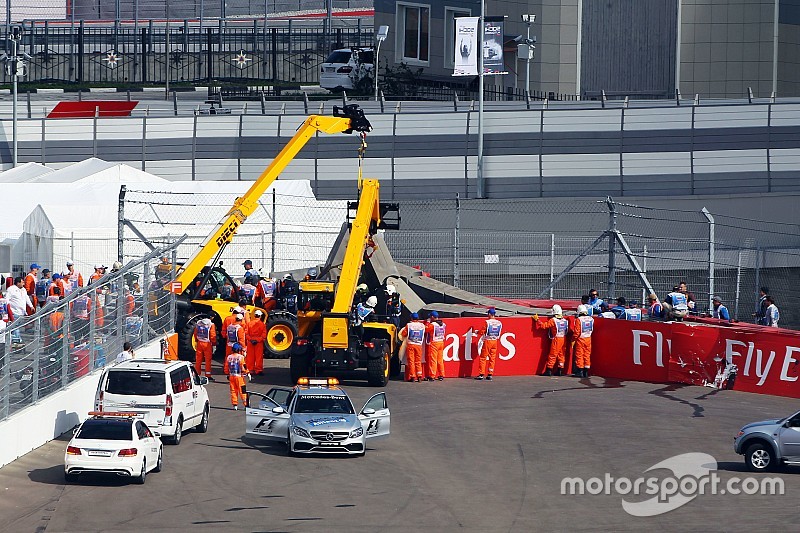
[374, 0, 800, 99]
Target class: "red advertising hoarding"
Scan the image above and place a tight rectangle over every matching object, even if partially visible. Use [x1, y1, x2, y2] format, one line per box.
[435, 316, 800, 399]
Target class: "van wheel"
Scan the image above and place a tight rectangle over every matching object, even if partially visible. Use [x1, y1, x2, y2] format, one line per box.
[196, 404, 209, 433]
[134, 459, 146, 484]
[169, 417, 183, 445]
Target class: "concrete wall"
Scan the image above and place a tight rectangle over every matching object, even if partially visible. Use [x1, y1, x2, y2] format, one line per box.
[3, 101, 800, 200]
[0, 336, 167, 469]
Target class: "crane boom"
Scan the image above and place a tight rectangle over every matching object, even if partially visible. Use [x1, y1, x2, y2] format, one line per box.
[169, 105, 371, 294]
[321, 178, 399, 349]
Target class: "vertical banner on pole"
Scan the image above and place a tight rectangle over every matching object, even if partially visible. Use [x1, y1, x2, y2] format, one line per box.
[453, 16, 479, 76]
[483, 19, 507, 75]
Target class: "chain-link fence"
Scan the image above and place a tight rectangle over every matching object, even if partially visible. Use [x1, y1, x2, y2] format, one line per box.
[116, 188, 800, 330]
[121, 187, 347, 275]
[0, 239, 182, 422]
[384, 197, 800, 329]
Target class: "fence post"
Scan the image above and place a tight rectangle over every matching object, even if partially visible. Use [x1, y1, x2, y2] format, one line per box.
[142, 261, 150, 344]
[606, 197, 617, 300]
[170, 249, 178, 332]
[71, 232, 75, 262]
[271, 28, 278, 82]
[32, 317, 41, 403]
[453, 194, 460, 288]
[89, 294, 96, 372]
[550, 233, 555, 299]
[271, 189, 276, 273]
[702, 207, 715, 313]
[754, 246, 761, 315]
[118, 185, 126, 262]
[61, 300, 70, 388]
[641, 245, 648, 305]
[77, 20, 85, 83]
[734, 248, 742, 321]
[2, 329, 10, 420]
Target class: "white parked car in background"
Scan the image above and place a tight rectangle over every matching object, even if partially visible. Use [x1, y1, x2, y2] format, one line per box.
[64, 412, 163, 484]
[320, 47, 374, 92]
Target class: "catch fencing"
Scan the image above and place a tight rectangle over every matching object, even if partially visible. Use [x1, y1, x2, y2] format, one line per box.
[117, 185, 800, 329]
[384, 197, 800, 329]
[120, 187, 347, 275]
[0, 239, 182, 422]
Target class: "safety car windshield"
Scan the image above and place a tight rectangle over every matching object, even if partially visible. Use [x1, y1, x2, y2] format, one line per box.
[294, 395, 354, 414]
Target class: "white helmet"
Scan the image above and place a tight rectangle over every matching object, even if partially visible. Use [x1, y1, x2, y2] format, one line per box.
[234, 306, 244, 314]
[385, 284, 396, 295]
[235, 313, 244, 321]
[365, 296, 377, 307]
[577, 304, 589, 315]
[552, 304, 563, 316]
[356, 283, 368, 293]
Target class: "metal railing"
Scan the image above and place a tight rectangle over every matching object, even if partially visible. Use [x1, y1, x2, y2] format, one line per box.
[0, 237, 184, 422]
[0, 23, 373, 86]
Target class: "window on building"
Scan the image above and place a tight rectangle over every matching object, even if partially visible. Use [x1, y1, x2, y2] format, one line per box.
[398, 3, 430, 64]
[444, 8, 472, 69]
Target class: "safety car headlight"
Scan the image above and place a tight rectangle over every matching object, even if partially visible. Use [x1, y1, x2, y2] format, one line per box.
[349, 427, 363, 438]
[292, 426, 311, 438]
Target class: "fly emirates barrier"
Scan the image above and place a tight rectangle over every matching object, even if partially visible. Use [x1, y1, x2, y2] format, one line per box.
[433, 317, 800, 399]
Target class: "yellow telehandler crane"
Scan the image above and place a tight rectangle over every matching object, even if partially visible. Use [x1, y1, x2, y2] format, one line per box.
[168, 104, 373, 361]
[289, 177, 400, 386]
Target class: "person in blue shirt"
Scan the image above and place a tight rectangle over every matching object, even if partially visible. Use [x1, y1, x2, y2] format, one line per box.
[610, 297, 627, 319]
[712, 296, 731, 321]
[587, 289, 606, 314]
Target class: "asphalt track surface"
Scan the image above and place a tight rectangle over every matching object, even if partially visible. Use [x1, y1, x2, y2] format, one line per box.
[1, 359, 798, 532]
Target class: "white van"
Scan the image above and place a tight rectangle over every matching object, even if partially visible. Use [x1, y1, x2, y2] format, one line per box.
[94, 359, 210, 445]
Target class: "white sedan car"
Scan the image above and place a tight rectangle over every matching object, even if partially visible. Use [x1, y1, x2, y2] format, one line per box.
[64, 412, 163, 484]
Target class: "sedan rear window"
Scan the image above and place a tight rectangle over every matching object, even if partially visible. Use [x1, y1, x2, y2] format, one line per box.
[325, 51, 352, 64]
[106, 370, 166, 396]
[76, 419, 133, 440]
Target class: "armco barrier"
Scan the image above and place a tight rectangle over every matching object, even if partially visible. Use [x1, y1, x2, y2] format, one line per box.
[0, 334, 172, 469]
[437, 317, 800, 399]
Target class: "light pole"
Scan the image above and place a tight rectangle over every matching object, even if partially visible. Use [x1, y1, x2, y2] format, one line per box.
[374, 25, 388, 101]
[3, 27, 27, 168]
[477, 0, 484, 198]
[521, 14, 536, 95]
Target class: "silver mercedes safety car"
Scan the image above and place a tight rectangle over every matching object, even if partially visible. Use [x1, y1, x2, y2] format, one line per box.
[245, 378, 390, 456]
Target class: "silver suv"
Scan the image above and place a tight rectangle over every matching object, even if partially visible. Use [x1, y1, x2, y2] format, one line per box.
[734, 409, 800, 471]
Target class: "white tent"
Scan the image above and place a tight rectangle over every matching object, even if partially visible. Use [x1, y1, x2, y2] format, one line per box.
[19, 204, 119, 276]
[0, 162, 54, 183]
[9, 158, 347, 277]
